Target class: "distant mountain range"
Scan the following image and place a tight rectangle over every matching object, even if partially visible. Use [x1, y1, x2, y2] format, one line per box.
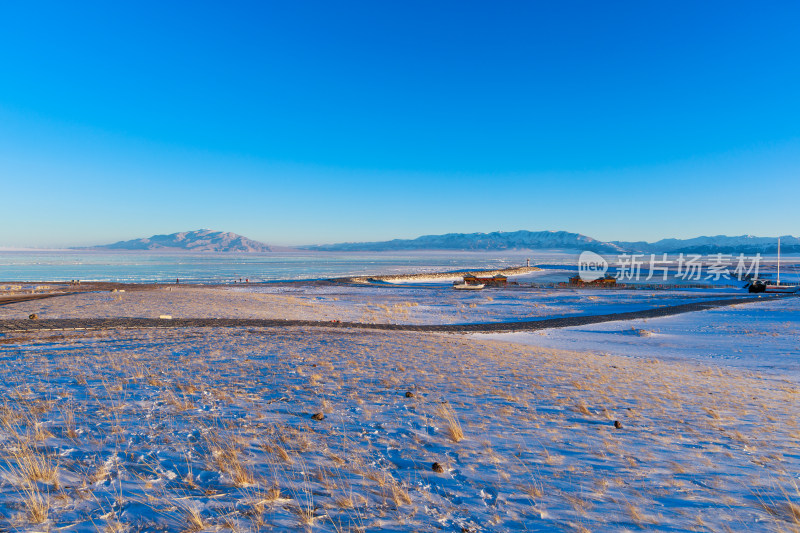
[80, 229, 800, 254]
[303, 230, 627, 253]
[614, 235, 800, 255]
[83, 229, 273, 252]
[305, 231, 800, 255]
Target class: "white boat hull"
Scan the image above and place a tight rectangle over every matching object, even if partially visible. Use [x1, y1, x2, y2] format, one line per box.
[453, 283, 484, 290]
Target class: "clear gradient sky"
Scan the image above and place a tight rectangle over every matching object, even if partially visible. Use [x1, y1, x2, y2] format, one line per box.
[1, 1, 799, 248]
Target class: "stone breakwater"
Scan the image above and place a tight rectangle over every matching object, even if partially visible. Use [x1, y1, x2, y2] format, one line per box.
[347, 265, 542, 284]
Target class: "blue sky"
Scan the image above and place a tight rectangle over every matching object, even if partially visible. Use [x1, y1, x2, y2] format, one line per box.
[1, 1, 799, 247]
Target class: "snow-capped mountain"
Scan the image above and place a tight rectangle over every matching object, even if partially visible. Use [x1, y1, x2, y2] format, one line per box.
[304, 231, 627, 253]
[616, 235, 800, 254]
[82, 229, 800, 254]
[85, 229, 273, 252]
[306, 231, 800, 254]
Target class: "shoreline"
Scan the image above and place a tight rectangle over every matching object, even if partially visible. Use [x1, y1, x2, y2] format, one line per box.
[0, 265, 541, 288]
[346, 265, 542, 283]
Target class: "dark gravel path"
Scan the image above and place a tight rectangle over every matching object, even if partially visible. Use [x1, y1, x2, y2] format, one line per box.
[0, 292, 85, 306]
[0, 294, 788, 334]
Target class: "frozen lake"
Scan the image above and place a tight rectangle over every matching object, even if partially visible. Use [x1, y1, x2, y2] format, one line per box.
[0, 250, 540, 283]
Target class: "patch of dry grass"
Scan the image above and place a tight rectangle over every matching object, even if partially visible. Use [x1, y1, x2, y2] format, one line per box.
[437, 401, 464, 443]
[0, 324, 796, 531]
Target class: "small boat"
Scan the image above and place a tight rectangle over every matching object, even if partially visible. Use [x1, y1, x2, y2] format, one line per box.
[766, 237, 798, 292]
[764, 283, 799, 293]
[453, 281, 484, 290]
[748, 237, 799, 293]
[750, 279, 799, 293]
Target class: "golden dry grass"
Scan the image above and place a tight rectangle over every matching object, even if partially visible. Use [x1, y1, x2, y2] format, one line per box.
[436, 401, 464, 443]
[0, 325, 797, 531]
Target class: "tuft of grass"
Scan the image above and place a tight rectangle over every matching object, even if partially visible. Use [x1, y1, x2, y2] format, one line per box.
[575, 400, 591, 416]
[388, 478, 412, 507]
[10, 445, 60, 488]
[241, 483, 282, 526]
[58, 402, 79, 440]
[523, 483, 543, 500]
[627, 503, 657, 525]
[180, 504, 206, 532]
[163, 389, 194, 412]
[754, 483, 800, 526]
[22, 484, 50, 523]
[437, 402, 464, 443]
[262, 439, 293, 464]
[211, 443, 255, 487]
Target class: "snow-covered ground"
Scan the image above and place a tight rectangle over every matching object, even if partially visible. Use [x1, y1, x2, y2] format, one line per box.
[1, 327, 799, 531]
[3, 283, 792, 381]
[232, 284, 744, 325]
[1, 285, 799, 531]
[480, 296, 800, 382]
[0, 283, 742, 326]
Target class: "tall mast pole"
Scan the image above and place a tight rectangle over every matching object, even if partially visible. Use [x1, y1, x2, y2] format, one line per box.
[777, 237, 781, 286]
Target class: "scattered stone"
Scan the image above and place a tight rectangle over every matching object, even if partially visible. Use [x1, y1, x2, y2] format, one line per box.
[614, 420, 622, 429]
[311, 412, 325, 421]
[28, 313, 38, 320]
[405, 391, 415, 398]
[431, 462, 444, 473]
